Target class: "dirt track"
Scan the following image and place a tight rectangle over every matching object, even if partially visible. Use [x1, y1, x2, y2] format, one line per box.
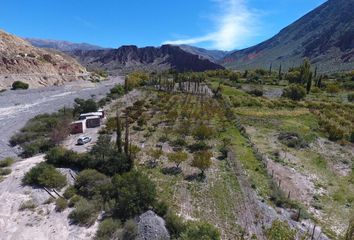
[0, 76, 123, 159]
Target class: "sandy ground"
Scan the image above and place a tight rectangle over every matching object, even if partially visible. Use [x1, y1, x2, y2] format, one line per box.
[0, 155, 98, 240]
[0, 76, 124, 159]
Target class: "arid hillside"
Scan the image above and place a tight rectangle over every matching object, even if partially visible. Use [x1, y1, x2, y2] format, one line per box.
[0, 30, 87, 89]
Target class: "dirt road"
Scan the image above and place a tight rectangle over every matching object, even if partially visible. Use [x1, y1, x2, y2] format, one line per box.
[0, 76, 123, 159]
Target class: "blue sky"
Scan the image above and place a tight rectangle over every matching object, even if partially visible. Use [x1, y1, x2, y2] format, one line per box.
[0, 0, 326, 50]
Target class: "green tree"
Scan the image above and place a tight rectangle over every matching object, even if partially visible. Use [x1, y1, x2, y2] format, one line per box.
[168, 151, 188, 168]
[111, 171, 156, 219]
[326, 83, 340, 95]
[191, 151, 212, 176]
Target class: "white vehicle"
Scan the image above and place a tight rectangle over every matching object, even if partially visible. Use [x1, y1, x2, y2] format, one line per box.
[77, 136, 92, 145]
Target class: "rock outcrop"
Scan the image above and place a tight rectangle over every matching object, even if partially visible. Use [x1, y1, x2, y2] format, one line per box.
[136, 211, 170, 240]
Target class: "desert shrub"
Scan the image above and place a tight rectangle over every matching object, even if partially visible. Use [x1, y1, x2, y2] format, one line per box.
[345, 214, 354, 240]
[45, 147, 85, 169]
[55, 198, 68, 212]
[9, 108, 73, 157]
[326, 83, 340, 95]
[68, 198, 100, 226]
[22, 162, 67, 189]
[153, 200, 169, 217]
[278, 132, 308, 149]
[120, 219, 138, 240]
[188, 141, 210, 152]
[282, 84, 306, 101]
[193, 124, 214, 140]
[350, 132, 354, 143]
[327, 124, 345, 141]
[75, 169, 110, 199]
[348, 93, 354, 102]
[0, 168, 11, 176]
[165, 210, 186, 239]
[111, 171, 156, 219]
[12, 81, 29, 90]
[172, 138, 187, 148]
[180, 221, 220, 240]
[0, 157, 15, 168]
[107, 84, 125, 100]
[247, 88, 264, 97]
[265, 220, 296, 240]
[68, 194, 82, 207]
[63, 186, 77, 199]
[21, 138, 55, 158]
[73, 98, 98, 115]
[19, 200, 36, 211]
[95, 218, 122, 240]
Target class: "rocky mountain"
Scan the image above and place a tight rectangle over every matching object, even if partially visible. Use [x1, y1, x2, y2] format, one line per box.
[0, 30, 87, 89]
[26, 38, 104, 51]
[178, 45, 229, 63]
[222, 0, 354, 73]
[69, 44, 224, 73]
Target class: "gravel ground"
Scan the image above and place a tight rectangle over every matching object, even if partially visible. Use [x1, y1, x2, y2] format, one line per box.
[0, 76, 123, 159]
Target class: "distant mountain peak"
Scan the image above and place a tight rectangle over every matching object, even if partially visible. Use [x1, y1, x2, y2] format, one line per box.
[26, 38, 104, 52]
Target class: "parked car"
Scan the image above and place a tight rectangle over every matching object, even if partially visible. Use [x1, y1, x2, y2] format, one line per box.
[77, 136, 92, 145]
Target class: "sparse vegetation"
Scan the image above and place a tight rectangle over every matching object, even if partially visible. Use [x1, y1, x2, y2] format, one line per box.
[11, 81, 29, 90]
[22, 162, 67, 189]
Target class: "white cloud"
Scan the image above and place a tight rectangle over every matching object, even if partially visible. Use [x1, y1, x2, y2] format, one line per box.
[163, 0, 258, 50]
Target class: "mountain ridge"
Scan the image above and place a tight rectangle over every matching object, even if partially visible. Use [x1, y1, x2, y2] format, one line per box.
[221, 0, 354, 73]
[69, 44, 225, 73]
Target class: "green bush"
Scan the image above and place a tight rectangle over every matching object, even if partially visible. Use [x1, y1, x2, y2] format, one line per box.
[63, 186, 77, 199]
[68, 198, 100, 226]
[68, 195, 82, 207]
[75, 169, 110, 199]
[95, 218, 122, 240]
[111, 171, 156, 219]
[121, 219, 138, 240]
[247, 88, 263, 97]
[19, 200, 36, 211]
[188, 141, 210, 152]
[0, 157, 15, 168]
[22, 162, 67, 189]
[282, 84, 306, 101]
[0, 168, 11, 176]
[348, 93, 354, 102]
[193, 124, 214, 140]
[55, 198, 68, 212]
[12, 81, 29, 90]
[165, 210, 186, 239]
[73, 98, 98, 115]
[265, 220, 296, 240]
[181, 221, 220, 240]
[9, 108, 73, 157]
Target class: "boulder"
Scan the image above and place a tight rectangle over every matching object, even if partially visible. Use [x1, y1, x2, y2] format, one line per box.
[136, 210, 170, 240]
